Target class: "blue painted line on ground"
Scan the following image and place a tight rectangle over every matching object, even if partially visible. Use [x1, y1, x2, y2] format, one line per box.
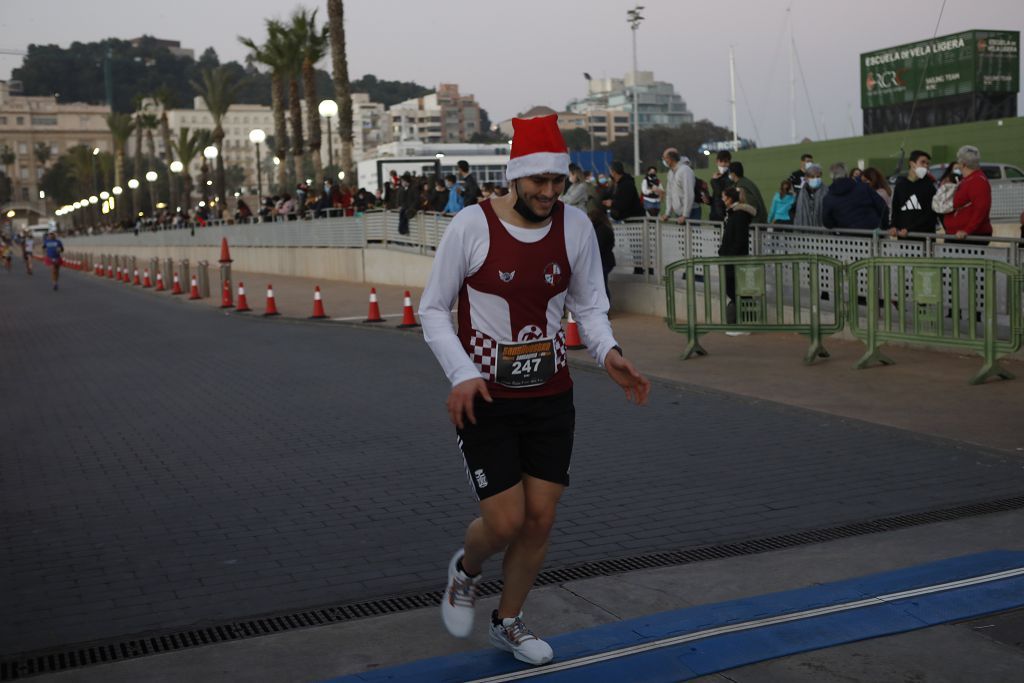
[322, 550, 1024, 683]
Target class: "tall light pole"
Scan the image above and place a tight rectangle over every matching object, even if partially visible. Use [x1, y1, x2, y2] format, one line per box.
[248, 129, 266, 201]
[627, 5, 644, 177]
[582, 72, 595, 173]
[317, 100, 338, 171]
[169, 160, 184, 212]
[203, 145, 218, 208]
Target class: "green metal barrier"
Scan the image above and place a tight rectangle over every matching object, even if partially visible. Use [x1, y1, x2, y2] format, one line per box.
[848, 257, 1022, 384]
[664, 254, 846, 364]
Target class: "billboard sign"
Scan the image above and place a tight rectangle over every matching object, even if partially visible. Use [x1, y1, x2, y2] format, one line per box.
[860, 30, 1019, 110]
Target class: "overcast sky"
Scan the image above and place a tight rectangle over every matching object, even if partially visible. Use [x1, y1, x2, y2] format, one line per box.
[1, 0, 1021, 147]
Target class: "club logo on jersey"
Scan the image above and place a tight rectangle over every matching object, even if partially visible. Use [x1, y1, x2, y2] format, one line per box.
[498, 269, 516, 283]
[543, 262, 562, 286]
[517, 324, 544, 341]
[474, 469, 488, 489]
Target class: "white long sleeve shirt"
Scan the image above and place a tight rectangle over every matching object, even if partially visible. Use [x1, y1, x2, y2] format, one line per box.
[419, 203, 619, 388]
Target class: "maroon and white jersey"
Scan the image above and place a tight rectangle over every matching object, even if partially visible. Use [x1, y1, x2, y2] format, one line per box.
[420, 199, 618, 399]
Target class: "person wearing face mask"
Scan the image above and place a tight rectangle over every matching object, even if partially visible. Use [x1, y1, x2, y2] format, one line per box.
[709, 150, 734, 222]
[822, 162, 887, 231]
[418, 114, 649, 666]
[788, 153, 814, 192]
[656, 147, 695, 224]
[641, 165, 661, 217]
[727, 161, 767, 224]
[719, 187, 756, 329]
[561, 163, 589, 212]
[443, 173, 465, 215]
[793, 163, 828, 227]
[890, 150, 937, 238]
[942, 145, 992, 242]
[767, 180, 796, 225]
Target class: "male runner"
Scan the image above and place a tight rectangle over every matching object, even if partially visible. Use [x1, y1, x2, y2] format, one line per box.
[22, 232, 34, 275]
[419, 114, 650, 665]
[43, 230, 64, 290]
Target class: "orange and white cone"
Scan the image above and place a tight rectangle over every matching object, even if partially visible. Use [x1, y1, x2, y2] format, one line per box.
[263, 284, 279, 316]
[235, 282, 251, 312]
[188, 275, 200, 300]
[397, 290, 420, 328]
[220, 279, 233, 308]
[171, 272, 183, 295]
[95, 263, 103, 277]
[107, 264, 114, 279]
[310, 286, 327, 319]
[155, 272, 166, 291]
[142, 269, 152, 288]
[363, 287, 384, 323]
[132, 269, 141, 286]
[565, 312, 586, 350]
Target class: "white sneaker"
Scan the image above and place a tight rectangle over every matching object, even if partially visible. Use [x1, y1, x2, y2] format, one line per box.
[441, 549, 481, 638]
[489, 612, 554, 665]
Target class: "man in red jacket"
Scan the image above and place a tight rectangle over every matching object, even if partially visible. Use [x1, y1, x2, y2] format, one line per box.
[943, 145, 992, 242]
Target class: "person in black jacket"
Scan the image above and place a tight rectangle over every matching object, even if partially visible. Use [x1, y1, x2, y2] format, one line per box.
[720, 187, 756, 324]
[604, 161, 644, 221]
[588, 207, 617, 304]
[456, 160, 481, 206]
[890, 150, 937, 239]
[822, 162, 888, 230]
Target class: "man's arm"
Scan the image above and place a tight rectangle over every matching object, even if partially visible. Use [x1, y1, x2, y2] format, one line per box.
[679, 166, 695, 218]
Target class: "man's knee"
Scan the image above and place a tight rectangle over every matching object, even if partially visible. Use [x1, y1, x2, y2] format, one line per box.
[484, 509, 525, 546]
[522, 507, 557, 539]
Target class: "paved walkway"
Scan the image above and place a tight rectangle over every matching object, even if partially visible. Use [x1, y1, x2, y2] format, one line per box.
[2, 262, 1023, 681]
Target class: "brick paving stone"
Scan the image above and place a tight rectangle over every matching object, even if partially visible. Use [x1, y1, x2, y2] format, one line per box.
[2, 268, 1024, 655]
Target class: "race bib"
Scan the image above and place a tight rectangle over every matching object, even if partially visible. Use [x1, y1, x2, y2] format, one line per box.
[495, 338, 557, 388]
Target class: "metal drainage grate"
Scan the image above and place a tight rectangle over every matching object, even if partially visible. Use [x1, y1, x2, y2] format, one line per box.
[3, 494, 1024, 680]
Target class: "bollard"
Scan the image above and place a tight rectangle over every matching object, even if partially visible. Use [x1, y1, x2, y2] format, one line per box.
[180, 259, 191, 291]
[219, 263, 232, 305]
[149, 258, 159, 284]
[197, 260, 210, 298]
[164, 257, 174, 287]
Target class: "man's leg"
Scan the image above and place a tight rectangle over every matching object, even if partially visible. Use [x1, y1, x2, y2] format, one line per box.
[461, 482, 525, 576]
[496, 475, 564, 618]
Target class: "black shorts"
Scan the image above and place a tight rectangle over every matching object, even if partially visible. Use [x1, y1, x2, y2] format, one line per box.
[456, 389, 574, 500]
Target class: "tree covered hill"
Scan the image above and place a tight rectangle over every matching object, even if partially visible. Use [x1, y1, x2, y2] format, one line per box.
[11, 36, 431, 112]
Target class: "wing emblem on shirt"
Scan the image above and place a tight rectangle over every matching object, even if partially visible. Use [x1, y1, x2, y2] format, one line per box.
[498, 269, 516, 283]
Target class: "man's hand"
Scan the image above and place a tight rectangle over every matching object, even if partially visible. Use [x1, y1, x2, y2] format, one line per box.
[447, 378, 492, 430]
[604, 349, 650, 406]
[888, 227, 898, 238]
[898, 229, 908, 237]
[956, 230, 967, 239]
[675, 216, 687, 225]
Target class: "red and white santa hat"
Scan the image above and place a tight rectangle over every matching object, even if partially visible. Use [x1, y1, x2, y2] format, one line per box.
[506, 114, 570, 182]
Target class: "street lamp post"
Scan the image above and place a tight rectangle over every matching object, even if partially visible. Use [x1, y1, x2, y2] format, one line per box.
[627, 5, 645, 177]
[248, 129, 266, 202]
[203, 145, 218, 212]
[317, 100, 338, 171]
[169, 160, 184, 213]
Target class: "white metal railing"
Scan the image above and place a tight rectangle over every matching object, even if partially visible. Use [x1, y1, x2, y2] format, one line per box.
[67, 210, 1023, 277]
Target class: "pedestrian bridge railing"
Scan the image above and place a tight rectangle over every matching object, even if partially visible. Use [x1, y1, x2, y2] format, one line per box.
[664, 255, 847, 364]
[848, 257, 1022, 384]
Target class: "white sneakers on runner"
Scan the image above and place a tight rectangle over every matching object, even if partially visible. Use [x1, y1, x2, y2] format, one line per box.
[441, 549, 482, 638]
[489, 612, 554, 665]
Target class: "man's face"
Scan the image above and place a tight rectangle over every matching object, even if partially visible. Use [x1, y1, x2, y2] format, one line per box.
[517, 174, 566, 217]
[912, 156, 931, 170]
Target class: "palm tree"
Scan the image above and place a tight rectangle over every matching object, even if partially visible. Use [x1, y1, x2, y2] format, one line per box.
[278, 16, 306, 185]
[155, 86, 177, 209]
[33, 142, 52, 168]
[138, 111, 160, 213]
[106, 112, 135, 220]
[327, 0, 354, 180]
[240, 22, 289, 193]
[171, 127, 212, 211]
[191, 66, 242, 208]
[295, 9, 329, 175]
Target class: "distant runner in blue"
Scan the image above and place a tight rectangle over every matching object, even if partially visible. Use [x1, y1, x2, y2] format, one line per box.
[43, 230, 64, 291]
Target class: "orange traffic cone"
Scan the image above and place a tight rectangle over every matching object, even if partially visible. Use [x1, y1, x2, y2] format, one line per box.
[363, 287, 384, 323]
[188, 275, 200, 300]
[171, 273, 183, 295]
[235, 282, 251, 312]
[155, 272, 166, 291]
[310, 286, 327, 319]
[263, 284, 279, 316]
[219, 238, 233, 264]
[142, 270, 152, 288]
[565, 312, 586, 350]
[95, 263, 102, 276]
[220, 279, 233, 308]
[107, 264, 114, 279]
[132, 269, 141, 286]
[397, 290, 420, 328]
[114, 266, 122, 281]
[123, 268, 132, 284]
